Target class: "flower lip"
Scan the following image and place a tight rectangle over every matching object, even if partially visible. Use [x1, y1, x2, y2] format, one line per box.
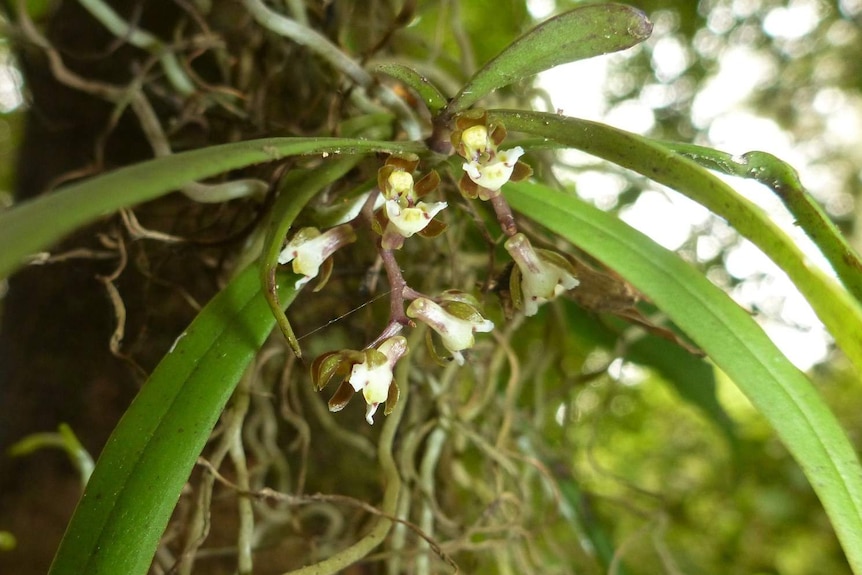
[339, 336, 408, 424]
[385, 199, 448, 238]
[462, 145, 525, 193]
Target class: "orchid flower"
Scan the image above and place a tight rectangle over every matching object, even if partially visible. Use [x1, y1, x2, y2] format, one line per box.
[451, 111, 532, 200]
[407, 291, 494, 365]
[505, 233, 579, 316]
[278, 224, 356, 289]
[375, 156, 447, 249]
[311, 336, 408, 424]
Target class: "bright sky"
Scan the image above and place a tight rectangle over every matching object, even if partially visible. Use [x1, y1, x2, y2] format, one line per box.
[528, 0, 843, 371]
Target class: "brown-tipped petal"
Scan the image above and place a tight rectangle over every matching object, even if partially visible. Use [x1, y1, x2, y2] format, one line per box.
[312, 257, 334, 293]
[458, 173, 480, 199]
[372, 208, 388, 236]
[450, 130, 463, 154]
[385, 153, 420, 173]
[311, 351, 348, 391]
[439, 289, 482, 307]
[328, 380, 355, 412]
[490, 123, 508, 146]
[441, 300, 486, 324]
[414, 170, 441, 197]
[511, 161, 533, 182]
[537, 248, 578, 278]
[454, 109, 487, 130]
[383, 381, 400, 416]
[377, 165, 395, 193]
[424, 329, 449, 366]
[417, 218, 447, 238]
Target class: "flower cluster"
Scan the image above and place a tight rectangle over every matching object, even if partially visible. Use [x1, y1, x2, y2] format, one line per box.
[505, 233, 579, 316]
[374, 155, 447, 250]
[281, 113, 581, 426]
[407, 291, 494, 365]
[311, 336, 408, 425]
[451, 110, 532, 200]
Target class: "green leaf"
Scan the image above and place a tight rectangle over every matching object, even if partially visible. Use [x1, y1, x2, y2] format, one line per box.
[506, 180, 862, 574]
[0, 137, 426, 281]
[48, 264, 296, 575]
[375, 63, 449, 115]
[446, 4, 652, 115]
[491, 109, 862, 378]
[661, 142, 862, 305]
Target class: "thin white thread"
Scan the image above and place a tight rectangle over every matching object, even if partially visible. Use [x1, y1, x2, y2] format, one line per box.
[296, 289, 393, 341]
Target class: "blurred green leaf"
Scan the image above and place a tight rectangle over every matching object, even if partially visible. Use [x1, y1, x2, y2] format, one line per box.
[8, 423, 95, 485]
[375, 63, 448, 114]
[623, 317, 737, 445]
[553, 463, 632, 575]
[506, 179, 862, 573]
[446, 4, 652, 115]
[0, 137, 426, 281]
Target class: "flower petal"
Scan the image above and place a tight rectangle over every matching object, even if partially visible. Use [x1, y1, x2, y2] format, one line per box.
[279, 225, 356, 288]
[328, 380, 356, 412]
[385, 200, 448, 237]
[463, 147, 525, 192]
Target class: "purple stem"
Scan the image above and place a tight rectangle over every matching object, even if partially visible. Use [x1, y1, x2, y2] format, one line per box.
[365, 246, 415, 349]
[380, 246, 414, 327]
[490, 195, 518, 237]
[357, 187, 382, 228]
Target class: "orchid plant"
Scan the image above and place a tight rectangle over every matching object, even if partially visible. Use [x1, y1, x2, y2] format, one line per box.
[1, 2, 862, 575]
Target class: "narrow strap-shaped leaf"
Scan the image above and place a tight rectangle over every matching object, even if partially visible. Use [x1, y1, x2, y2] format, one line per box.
[446, 4, 652, 115]
[48, 265, 296, 575]
[0, 137, 426, 281]
[662, 141, 862, 304]
[506, 180, 862, 573]
[491, 109, 862, 377]
[375, 63, 449, 115]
